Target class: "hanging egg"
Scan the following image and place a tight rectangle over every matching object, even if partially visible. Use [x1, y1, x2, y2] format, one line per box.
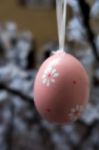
[34, 51, 89, 124]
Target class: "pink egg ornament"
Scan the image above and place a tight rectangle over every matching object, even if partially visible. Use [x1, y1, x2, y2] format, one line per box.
[34, 51, 89, 124]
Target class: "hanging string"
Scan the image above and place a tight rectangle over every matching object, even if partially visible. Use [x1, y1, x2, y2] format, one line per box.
[56, 0, 67, 51]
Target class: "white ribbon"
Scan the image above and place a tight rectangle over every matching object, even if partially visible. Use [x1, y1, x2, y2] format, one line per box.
[56, 0, 67, 51]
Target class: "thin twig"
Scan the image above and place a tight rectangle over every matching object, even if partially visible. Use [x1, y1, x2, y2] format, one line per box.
[78, 0, 99, 61]
[5, 103, 15, 150]
[0, 83, 33, 105]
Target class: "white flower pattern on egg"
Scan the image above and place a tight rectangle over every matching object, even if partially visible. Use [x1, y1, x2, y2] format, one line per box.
[42, 66, 59, 87]
[68, 105, 84, 121]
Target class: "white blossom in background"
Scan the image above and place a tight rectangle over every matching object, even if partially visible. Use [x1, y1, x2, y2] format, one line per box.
[5, 22, 17, 40]
[90, 0, 99, 18]
[0, 31, 11, 49]
[67, 17, 87, 43]
[95, 35, 99, 51]
[1, 63, 27, 79]
[0, 91, 8, 102]
[81, 104, 99, 125]
[13, 97, 27, 111]
[0, 65, 12, 82]
[14, 117, 27, 132]
[41, 120, 55, 131]
[20, 31, 33, 41]
[5, 22, 17, 32]
[67, 0, 80, 14]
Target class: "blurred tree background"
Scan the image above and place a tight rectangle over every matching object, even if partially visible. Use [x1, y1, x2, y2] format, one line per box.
[0, 0, 99, 150]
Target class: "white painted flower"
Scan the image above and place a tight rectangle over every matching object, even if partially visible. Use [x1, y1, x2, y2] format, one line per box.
[42, 66, 59, 87]
[48, 58, 61, 67]
[68, 105, 84, 121]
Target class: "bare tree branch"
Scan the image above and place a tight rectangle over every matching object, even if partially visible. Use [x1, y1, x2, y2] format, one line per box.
[78, 0, 99, 61]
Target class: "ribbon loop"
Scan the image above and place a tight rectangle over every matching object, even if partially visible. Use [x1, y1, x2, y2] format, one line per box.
[56, 0, 67, 51]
